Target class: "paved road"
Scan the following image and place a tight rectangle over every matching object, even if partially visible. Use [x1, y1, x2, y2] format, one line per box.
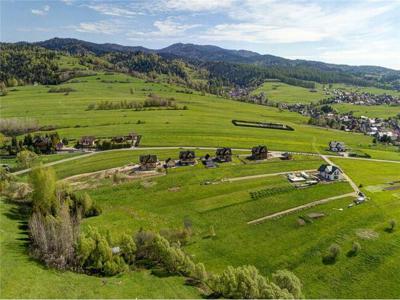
[247, 192, 357, 225]
[11, 145, 400, 176]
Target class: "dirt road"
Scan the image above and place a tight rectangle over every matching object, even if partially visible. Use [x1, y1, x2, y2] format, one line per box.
[247, 192, 357, 224]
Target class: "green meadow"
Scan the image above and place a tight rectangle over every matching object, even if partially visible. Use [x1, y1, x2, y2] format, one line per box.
[2, 150, 399, 298]
[1, 72, 400, 299]
[2, 73, 399, 160]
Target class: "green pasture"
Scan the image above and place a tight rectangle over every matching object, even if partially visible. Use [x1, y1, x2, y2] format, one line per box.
[3, 72, 398, 160]
[252, 80, 327, 104]
[333, 103, 400, 118]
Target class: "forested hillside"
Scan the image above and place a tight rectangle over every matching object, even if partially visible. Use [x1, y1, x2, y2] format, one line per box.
[1, 38, 400, 92]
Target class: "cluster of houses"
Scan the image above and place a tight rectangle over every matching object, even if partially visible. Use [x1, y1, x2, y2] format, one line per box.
[284, 102, 400, 145]
[138, 145, 271, 170]
[322, 89, 400, 106]
[76, 132, 142, 149]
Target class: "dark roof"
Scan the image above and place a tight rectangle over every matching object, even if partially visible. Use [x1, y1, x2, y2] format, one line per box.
[179, 150, 195, 159]
[252, 145, 267, 154]
[318, 164, 342, 174]
[80, 136, 96, 143]
[140, 155, 158, 164]
[216, 148, 232, 156]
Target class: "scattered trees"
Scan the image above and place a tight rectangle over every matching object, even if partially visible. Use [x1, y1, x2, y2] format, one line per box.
[16, 150, 38, 168]
[323, 243, 341, 264]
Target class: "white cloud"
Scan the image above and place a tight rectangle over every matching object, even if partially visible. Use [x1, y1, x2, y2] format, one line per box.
[60, 0, 74, 5]
[164, 0, 233, 12]
[127, 18, 199, 40]
[31, 5, 50, 16]
[84, 3, 142, 17]
[72, 20, 121, 34]
[201, 0, 399, 44]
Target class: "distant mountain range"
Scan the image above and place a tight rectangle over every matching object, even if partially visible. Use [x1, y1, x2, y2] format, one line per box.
[30, 38, 397, 76]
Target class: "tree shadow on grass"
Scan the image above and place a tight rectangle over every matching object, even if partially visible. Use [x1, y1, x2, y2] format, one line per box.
[2, 202, 32, 251]
[346, 250, 357, 258]
[322, 255, 337, 265]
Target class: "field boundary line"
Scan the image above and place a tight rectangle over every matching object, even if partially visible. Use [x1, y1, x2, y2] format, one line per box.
[247, 192, 356, 224]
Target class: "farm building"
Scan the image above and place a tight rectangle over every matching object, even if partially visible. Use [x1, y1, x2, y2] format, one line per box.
[215, 148, 232, 162]
[179, 150, 196, 165]
[139, 155, 158, 170]
[318, 164, 343, 181]
[78, 136, 96, 148]
[329, 141, 346, 152]
[250, 145, 268, 160]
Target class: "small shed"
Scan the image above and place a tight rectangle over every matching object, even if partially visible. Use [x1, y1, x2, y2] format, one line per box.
[139, 154, 158, 170]
[251, 145, 268, 160]
[215, 148, 232, 162]
[179, 150, 196, 165]
[164, 158, 176, 168]
[281, 152, 293, 160]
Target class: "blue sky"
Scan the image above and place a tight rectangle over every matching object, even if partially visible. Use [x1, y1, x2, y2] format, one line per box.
[1, 0, 400, 69]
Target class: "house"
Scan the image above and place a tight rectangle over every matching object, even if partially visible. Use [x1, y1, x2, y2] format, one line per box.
[79, 136, 96, 148]
[329, 141, 346, 152]
[215, 148, 232, 162]
[33, 136, 52, 153]
[179, 150, 196, 165]
[281, 152, 293, 160]
[127, 132, 142, 147]
[250, 145, 268, 160]
[318, 164, 343, 181]
[139, 155, 158, 170]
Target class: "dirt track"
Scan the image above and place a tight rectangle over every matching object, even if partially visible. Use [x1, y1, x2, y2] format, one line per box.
[247, 192, 356, 224]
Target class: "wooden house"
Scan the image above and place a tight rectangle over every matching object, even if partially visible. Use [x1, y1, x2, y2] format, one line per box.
[139, 155, 158, 170]
[215, 148, 232, 162]
[318, 164, 342, 181]
[179, 150, 196, 165]
[79, 136, 96, 148]
[251, 145, 268, 160]
[33, 136, 52, 153]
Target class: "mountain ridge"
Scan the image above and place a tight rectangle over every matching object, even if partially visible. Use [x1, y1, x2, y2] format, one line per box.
[27, 37, 397, 74]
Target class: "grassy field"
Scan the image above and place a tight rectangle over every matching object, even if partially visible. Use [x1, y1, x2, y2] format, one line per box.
[2, 72, 399, 160]
[252, 80, 327, 104]
[2, 136, 400, 298]
[1, 72, 400, 298]
[333, 103, 400, 118]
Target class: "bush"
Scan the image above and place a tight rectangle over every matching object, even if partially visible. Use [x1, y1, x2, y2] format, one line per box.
[208, 265, 300, 299]
[348, 241, 361, 256]
[77, 226, 128, 276]
[388, 219, 397, 232]
[48, 87, 76, 93]
[0, 118, 39, 136]
[323, 243, 341, 264]
[16, 150, 38, 168]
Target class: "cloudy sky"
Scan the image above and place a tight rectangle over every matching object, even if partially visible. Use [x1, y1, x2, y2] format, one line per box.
[1, 0, 400, 69]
